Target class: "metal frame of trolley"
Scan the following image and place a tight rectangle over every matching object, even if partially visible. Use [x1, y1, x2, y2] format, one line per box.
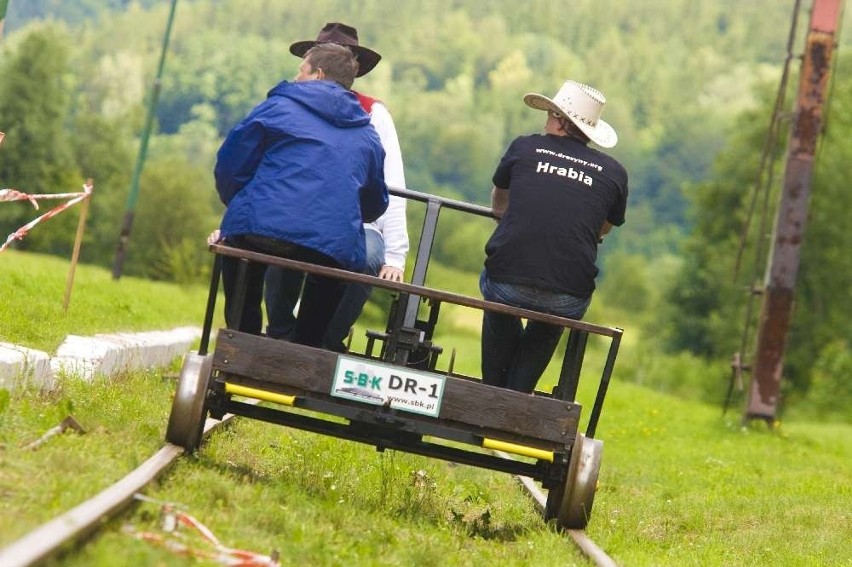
[166, 187, 623, 530]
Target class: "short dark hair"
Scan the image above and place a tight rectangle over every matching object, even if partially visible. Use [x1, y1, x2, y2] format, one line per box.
[560, 116, 591, 145]
[304, 43, 359, 89]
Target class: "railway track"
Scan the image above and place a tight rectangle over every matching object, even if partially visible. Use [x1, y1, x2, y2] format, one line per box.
[1, 414, 618, 567]
[0, 415, 234, 567]
[494, 450, 619, 567]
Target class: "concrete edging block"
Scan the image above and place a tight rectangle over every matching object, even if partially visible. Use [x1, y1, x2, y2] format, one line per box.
[0, 343, 52, 390]
[1, 327, 202, 389]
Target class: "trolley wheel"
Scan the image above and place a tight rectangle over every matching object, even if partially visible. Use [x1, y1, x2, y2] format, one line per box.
[165, 351, 213, 452]
[544, 433, 604, 529]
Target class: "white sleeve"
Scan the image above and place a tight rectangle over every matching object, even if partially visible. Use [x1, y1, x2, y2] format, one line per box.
[368, 102, 409, 270]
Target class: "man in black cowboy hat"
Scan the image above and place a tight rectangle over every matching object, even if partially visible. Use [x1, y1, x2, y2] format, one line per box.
[480, 80, 629, 394]
[265, 22, 410, 352]
[289, 22, 383, 78]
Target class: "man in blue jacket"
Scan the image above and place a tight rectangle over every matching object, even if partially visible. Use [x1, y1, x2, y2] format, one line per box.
[214, 43, 388, 347]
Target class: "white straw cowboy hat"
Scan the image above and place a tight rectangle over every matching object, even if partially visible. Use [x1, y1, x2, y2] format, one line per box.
[524, 81, 618, 148]
[290, 22, 381, 78]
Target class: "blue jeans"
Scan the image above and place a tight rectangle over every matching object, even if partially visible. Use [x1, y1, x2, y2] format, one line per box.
[480, 271, 591, 393]
[265, 229, 385, 351]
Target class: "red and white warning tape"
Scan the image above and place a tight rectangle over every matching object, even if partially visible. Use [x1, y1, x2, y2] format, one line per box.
[0, 188, 39, 208]
[0, 182, 93, 252]
[124, 501, 280, 567]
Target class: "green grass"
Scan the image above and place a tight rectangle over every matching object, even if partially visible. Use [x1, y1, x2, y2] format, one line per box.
[0, 250, 215, 352]
[595, 384, 852, 565]
[1, 251, 850, 566]
[3, 369, 850, 566]
[0, 368, 178, 543]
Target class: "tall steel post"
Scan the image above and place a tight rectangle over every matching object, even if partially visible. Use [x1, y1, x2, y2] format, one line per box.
[745, 0, 844, 422]
[111, 0, 178, 279]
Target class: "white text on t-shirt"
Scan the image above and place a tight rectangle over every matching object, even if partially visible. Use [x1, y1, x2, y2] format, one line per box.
[535, 161, 593, 186]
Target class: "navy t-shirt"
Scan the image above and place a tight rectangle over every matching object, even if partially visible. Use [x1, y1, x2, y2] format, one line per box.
[484, 134, 628, 297]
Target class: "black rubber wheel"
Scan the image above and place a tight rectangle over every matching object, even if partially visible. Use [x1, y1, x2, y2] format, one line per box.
[545, 433, 604, 529]
[165, 352, 212, 452]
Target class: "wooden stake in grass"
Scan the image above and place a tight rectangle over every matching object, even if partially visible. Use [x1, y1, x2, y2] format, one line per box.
[63, 179, 93, 312]
[22, 415, 86, 451]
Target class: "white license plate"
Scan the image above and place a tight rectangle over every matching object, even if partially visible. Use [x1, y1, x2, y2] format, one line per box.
[330, 355, 445, 417]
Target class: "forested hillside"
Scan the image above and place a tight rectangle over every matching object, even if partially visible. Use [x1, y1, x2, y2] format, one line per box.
[2, 0, 851, 418]
[2, 1, 806, 251]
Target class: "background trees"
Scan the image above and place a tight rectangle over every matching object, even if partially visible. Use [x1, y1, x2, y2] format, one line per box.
[663, 56, 852, 416]
[0, 6, 828, 269]
[0, 25, 78, 255]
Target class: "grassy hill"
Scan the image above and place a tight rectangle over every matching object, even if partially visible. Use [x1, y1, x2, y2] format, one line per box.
[0, 249, 215, 352]
[1, 251, 849, 565]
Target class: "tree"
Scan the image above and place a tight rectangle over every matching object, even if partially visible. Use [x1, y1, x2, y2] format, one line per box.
[662, 56, 852, 402]
[4, 0, 835, 296]
[5, 0, 160, 31]
[660, 101, 770, 358]
[120, 154, 220, 282]
[0, 25, 79, 254]
[70, 111, 134, 267]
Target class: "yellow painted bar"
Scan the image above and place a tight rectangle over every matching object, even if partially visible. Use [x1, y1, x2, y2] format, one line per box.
[225, 383, 296, 406]
[482, 438, 554, 462]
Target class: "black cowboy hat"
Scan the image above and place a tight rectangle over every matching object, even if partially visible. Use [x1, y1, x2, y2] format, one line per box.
[289, 22, 381, 78]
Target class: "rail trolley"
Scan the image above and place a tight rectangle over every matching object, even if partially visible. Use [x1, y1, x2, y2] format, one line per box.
[166, 187, 623, 530]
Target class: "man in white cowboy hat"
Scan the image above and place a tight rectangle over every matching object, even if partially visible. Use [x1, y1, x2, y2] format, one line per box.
[480, 80, 628, 393]
[265, 22, 410, 352]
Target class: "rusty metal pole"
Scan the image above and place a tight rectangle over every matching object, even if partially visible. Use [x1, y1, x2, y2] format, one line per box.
[744, 0, 844, 423]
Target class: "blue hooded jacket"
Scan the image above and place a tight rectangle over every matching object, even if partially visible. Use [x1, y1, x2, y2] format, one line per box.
[215, 80, 388, 271]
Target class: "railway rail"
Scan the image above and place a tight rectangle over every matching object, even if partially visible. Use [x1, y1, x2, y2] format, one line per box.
[0, 418, 618, 567]
[0, 416, 232, 567]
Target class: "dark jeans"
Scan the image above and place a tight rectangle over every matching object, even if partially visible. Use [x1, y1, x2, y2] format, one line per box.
[265, 228, 385, 351]
[480, 271, 591, 393]
[220, 234, 344, 348]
